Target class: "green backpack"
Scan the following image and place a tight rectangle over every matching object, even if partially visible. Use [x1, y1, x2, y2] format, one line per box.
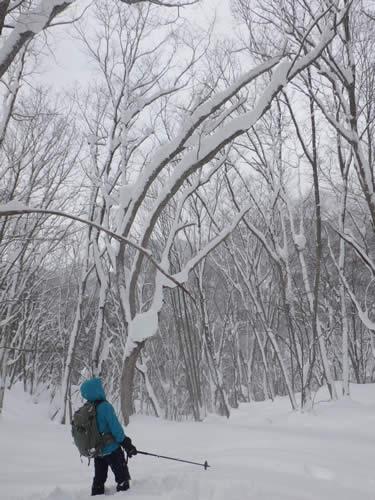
[71, 400, 115, 458]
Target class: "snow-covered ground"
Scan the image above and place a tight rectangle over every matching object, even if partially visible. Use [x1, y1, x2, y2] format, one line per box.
[2, 384, 375, 500]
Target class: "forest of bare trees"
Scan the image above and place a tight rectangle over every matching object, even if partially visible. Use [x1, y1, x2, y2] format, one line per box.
[0, 0, 374, 426]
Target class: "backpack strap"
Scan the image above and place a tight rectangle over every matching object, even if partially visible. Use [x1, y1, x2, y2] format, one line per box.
[93, 400, 116, 448]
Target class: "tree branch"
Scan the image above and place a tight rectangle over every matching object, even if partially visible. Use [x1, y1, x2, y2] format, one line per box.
[0, 1, 74, 80]
[120, 0, 199, 6]
[0, 202, 193, 298]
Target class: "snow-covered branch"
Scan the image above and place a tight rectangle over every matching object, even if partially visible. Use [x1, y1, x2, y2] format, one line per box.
[331, 226, 375, 277]
[327, 233, 375, 332]
[0, 202, 190, 296]
[128, 5, 350, 248]
[0, 0, 75, 79]
[163, 204, 252, 288]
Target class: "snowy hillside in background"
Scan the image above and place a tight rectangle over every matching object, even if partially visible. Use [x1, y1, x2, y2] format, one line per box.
[1, 383, 375, 500]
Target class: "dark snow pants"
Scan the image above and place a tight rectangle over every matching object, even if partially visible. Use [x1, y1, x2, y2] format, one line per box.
[92, 447, 130, 495]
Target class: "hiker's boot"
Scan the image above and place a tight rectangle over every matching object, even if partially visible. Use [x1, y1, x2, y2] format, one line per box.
[116, 480, 130, 492]
[91, 484, 105, 496]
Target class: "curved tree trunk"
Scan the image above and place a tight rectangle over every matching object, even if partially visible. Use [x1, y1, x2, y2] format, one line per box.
[120, 341, 145, 425]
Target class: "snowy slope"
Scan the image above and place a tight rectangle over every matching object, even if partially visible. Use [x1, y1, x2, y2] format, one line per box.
[1, 383, 375, 500]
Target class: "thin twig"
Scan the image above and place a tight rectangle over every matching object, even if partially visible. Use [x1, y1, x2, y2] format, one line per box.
[0, 206, 194, 301]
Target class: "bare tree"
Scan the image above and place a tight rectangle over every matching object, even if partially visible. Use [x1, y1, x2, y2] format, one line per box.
[0, 0, 198, 83]
[0, 90, 81, 414]
[296, 1, 375, 392]
[0, 0, 353, 423]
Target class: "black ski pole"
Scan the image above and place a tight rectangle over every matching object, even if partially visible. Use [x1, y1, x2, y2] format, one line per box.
[137, 450, 210, 470]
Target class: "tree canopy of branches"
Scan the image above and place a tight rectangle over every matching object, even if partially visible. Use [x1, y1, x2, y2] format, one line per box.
[1, 0, 375, 425]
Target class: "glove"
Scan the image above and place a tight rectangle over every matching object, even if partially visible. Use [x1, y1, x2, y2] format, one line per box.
[121, 436, 137, 458]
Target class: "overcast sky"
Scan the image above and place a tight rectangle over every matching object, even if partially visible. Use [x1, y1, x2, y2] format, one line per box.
[39, 0, 234, 89]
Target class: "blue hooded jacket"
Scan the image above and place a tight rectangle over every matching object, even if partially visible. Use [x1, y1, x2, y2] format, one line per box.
[80, 377, 125, 456]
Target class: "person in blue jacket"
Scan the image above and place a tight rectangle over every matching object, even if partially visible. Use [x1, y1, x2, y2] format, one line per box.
[80, 377, 138, 496]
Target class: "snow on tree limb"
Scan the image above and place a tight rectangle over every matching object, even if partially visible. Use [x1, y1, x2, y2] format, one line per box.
[0, 1, 74, 80]
[164, 204, 252, 288]
[126, 4, 351, 245]
[0, 0, 199, 80]
[122, 3, 352, 318]
[327, 231, 375, 332]
[330, 226, 375, 277]
[120, 55, 284, 236]
[0, 202, 192, 298]
[124, 203, 252, 354]
[0, 1, 10, 37]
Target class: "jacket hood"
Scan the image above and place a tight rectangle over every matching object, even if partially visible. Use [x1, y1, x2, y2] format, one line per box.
[80, 377, 106, 402]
